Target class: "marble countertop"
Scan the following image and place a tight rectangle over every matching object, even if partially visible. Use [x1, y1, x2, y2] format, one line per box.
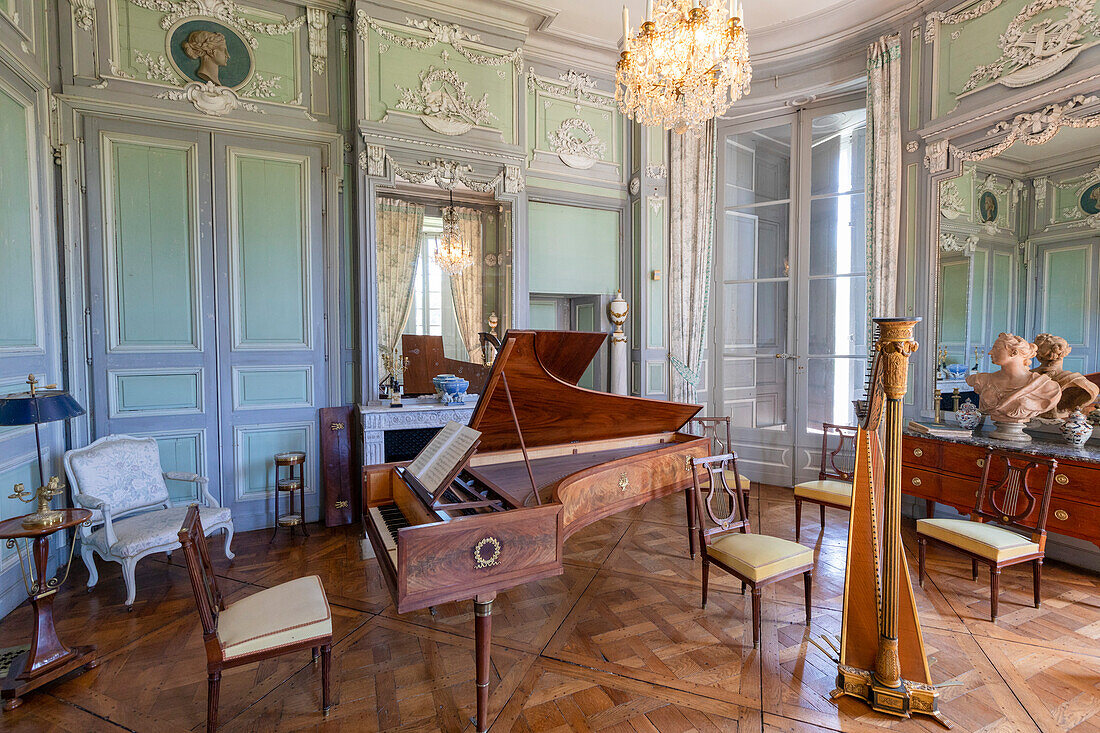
[905, 424, 1100, 464]
[360, 396, 479, 412]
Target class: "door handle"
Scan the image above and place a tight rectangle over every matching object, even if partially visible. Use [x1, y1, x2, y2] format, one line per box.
[774, 353, 799, 360]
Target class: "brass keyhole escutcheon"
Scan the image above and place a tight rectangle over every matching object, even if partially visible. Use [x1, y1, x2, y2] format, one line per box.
[912, 448, 923, 457]
[685, 457, 693, 472]
[1055, 474, 1069, 485]
[619, 472, 630, 491]
[1054, 509, 1070, 521]
[976, 458, 985, 468]
[911, 477, 922, 486]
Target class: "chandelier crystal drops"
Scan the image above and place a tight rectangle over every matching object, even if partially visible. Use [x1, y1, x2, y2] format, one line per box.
[434, 190, 475, 276]
[617, 0, 751, 134]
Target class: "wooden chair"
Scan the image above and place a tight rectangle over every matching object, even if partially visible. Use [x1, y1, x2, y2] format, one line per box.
[916, 450, 1056, 621]
[793, 423, 857, 542]
[685, 417, 751, 556]
[178, 506, 333, 731]
[691, 453, 814, 647]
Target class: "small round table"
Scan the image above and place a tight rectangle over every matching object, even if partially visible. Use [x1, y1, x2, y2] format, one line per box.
[271, 451, 309, 540]
[0, 508, 97, 711]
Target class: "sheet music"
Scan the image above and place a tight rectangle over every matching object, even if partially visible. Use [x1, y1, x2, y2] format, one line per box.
[405, 421, 481, 494]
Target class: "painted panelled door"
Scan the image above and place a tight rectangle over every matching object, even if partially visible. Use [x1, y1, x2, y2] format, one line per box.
[85, 121, 326, 531]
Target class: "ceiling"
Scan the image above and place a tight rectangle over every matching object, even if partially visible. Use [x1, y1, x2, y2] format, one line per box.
[997, 126, 1100, 168]
[536, 0, 922, 62]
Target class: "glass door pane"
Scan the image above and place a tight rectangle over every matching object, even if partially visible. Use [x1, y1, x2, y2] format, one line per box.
[800, 108, 868, 435]
[715, 121, 795, 468]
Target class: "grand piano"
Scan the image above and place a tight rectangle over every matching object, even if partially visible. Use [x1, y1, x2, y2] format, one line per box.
[361, 330, 708, 731]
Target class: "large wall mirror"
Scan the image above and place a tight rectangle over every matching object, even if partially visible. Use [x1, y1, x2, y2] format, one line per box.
[933, 125, 1100, 411]
[374, 188, 512, 396]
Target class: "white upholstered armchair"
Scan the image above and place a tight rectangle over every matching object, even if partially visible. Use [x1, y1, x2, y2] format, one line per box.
[64, 435, 234, 610]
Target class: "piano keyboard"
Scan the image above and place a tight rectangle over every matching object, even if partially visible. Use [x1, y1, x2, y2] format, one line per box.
[367, 504, 409, 566]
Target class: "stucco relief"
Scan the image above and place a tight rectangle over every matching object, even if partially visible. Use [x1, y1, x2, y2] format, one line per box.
[548, 118, 606, 169]
[393, 66, 498, 136]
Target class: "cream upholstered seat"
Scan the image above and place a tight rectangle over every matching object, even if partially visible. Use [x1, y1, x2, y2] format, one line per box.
[793, 479, 853, 508]
[794, 424, 858, 541]
[916, 518, 1039, 563]
[218, 575, 332, 660]
[708, 533, 815, 583]
[723, 470, 752, 491]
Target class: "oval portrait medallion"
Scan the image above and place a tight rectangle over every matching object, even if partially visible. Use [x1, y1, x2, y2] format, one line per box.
[167, 19, 254, 90]
[978, 191, 998, 223]
[1082, 182, 1100, 216]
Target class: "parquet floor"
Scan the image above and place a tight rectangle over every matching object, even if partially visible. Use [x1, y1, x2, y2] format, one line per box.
[3, 484, 1100, 731]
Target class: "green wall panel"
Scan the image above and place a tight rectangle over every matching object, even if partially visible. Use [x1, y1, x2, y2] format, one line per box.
[0, 85, 38, 349]
[231, 152, 308, 347]
[233, 366, 312, 409]
[528, 300, 557, 329]
[0, 457, 41, 562]
[234, 423, 311, 499]
[939, 260, 969, 344]
[528, 202, 619, 295]
[646, 198, 666, 349]
[364, 21, 516, 143]
[111, 370, 202, 415]
[532, 97, 619, 164]
[131, 430, 204, 504]
[1043, 246, 1090, 343]
[108, 139, 197, 349]
[990, 251, 1014, 336]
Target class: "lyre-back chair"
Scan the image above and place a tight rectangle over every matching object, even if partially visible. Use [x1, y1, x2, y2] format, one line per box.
[685, 417, 752, 557]
[916, 450, 1056, 620]
[691, 453, 814, 647]
[793, 423, 857, 542]
[178, 506, 334, 731]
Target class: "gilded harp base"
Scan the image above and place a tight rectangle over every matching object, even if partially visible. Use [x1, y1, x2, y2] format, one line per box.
[832, 665, 951, 728]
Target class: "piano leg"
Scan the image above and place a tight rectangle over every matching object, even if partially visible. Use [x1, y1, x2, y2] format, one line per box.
[474, 592, 496, 733]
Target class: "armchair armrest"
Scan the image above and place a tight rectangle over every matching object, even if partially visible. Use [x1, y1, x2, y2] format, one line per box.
[163, 472, 219, 507]
[74, 492, 119, 547]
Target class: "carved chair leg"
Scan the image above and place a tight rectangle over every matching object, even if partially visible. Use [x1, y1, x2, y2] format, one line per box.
[803, 571, 812, 626]
[701, 558, 709, 609]
[685, 488, 697, 559]
[819, 504, 826, 528]
[794, 499, 802, 543]
[972, 559, 979, 581]
[990, 566, 1001, 621]
[751, 587, 762, 648]
[321, 643, 332, 713]
[1033, 559, 1042, 608]
[207, 671, 221, 733]
[917, 537, 926, 588]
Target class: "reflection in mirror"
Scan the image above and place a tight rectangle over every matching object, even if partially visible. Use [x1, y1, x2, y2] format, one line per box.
[375, 190, 511, 397]
[934, 125, 1100, 418]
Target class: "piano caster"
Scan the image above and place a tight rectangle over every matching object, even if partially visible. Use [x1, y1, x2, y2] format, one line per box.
[429, 606, 437, 617]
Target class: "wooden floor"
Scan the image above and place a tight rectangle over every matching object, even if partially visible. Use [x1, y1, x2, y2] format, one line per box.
[3, 484, 1100, 732]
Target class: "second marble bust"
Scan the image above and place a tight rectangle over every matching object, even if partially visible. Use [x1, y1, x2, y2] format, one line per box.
[966, 333, 1060, 442]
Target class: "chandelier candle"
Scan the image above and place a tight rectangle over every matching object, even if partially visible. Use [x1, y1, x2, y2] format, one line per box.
[617, 0, 751, 133]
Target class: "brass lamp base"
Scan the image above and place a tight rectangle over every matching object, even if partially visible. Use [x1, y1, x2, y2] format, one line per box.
[832, 665, 951, 728]
[21, 510, 64, 530]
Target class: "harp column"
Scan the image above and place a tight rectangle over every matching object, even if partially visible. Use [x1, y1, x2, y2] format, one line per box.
[873, 317, 919, 690]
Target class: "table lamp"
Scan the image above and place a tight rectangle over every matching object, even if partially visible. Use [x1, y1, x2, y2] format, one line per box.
[0, 375, 85, 527]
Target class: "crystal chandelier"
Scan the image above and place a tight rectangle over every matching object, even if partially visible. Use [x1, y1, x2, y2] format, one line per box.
[617, 0, 751, 133]
[434, 189, 474, 276]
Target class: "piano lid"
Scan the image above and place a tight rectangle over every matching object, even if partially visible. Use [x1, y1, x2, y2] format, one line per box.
[467, 330, 702, 452]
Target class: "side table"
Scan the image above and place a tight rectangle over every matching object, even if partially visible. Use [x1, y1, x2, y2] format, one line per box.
[271, 451, 308, 540]
[0, 508, 97, 711]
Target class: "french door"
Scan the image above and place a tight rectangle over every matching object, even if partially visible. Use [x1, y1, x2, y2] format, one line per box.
[712, 101, 868, 486]
[84, 119, 327, 530]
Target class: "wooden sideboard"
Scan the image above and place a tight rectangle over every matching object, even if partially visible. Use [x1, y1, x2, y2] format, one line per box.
[902, 430, 1100, 551]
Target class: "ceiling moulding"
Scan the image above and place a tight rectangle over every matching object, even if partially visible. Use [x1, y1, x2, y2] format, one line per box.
[523, 29, 620, 71]
[367, 0, 557, 43]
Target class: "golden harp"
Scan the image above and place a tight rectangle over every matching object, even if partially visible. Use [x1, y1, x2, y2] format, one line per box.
[830, 317, 950, 727]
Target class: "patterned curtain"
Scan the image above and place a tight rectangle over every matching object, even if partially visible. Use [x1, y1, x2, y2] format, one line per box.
[450, 207, 484, 363]
[376, 197, 424, 353]
[866, 34, 902, 320]
[669, 120, 718, 404]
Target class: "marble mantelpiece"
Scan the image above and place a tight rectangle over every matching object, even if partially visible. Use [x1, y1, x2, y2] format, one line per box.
[359, 397, 476, 464]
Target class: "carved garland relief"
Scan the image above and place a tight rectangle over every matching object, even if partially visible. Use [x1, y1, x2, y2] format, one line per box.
[548, 118, 607, 169]
[393, 65, 499, 136]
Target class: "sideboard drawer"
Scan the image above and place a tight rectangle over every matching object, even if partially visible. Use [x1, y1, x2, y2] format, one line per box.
[902, 466, 944, 501]
[902, 437, 942, 470]
[940, 441, 989, 478]
[1042, 497, 1100, 544]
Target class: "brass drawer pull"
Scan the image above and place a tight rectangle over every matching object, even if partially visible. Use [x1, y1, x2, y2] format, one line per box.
[911, 477, 922, 487]
[912, 448, 923, 457]
[1054, 509, 1070, 521]
[1055, 474, 1069, 485]
[619, 472, 630, 491]
[976, 458, 985, 468]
